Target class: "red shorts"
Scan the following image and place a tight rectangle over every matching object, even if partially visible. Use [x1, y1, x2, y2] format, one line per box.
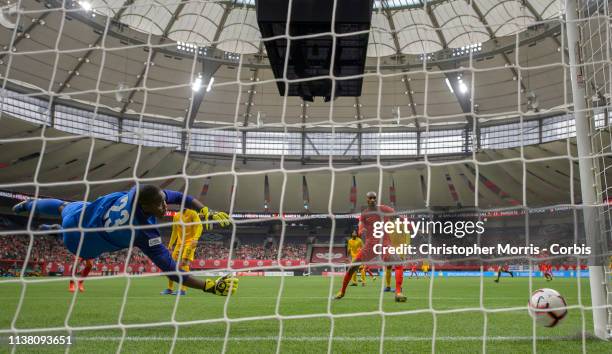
[352, 245, 402, 265]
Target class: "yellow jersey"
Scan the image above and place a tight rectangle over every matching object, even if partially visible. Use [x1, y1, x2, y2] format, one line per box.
[389, 230, 410, 247]
[169, 209, 203, 260]
[388, 230, 410, 260]
[347, 237, 363, 258]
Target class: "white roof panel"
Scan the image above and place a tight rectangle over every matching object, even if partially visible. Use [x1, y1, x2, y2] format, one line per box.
[367, 13, 396, 57]
[477, 0, 537, 37]
[168, 2, 225, 45]
[434, 0, 490, 48]
[217, 8, 261, 54]
[120, 0, 179, 36]
[90, 0, 125, 17]
[394, 8, 443, 54]
[529, 0, 564, 20]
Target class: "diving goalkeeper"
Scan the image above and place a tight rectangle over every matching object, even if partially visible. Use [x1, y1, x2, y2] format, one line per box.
[13, 184, 238, 296]
[160, 209, 203, 296]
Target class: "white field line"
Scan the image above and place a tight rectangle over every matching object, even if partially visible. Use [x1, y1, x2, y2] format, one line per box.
[61, 335, 587, 342]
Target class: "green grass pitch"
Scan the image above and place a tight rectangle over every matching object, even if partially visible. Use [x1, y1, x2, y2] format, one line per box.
[0, 275, 610, 353]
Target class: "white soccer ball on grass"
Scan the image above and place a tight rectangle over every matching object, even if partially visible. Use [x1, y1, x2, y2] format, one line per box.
[528, 288, 568, 327]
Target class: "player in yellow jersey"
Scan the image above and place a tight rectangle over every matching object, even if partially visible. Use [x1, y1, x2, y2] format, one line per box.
[347, 231, 364, 286]
[384, 229, 410, 292]
[160, 209, 203, 296]
[421, 261, 430, 278]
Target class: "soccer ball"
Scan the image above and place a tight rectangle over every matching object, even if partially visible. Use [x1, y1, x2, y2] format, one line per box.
[528, 288, 568, 327]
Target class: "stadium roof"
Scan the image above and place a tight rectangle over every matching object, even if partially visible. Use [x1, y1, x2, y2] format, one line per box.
[87, 0, 561, 56]
[0, 0, 600, 212]
[0, 0, 568, 128]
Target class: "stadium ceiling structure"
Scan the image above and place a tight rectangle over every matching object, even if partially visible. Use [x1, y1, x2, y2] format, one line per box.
[0, 0, 567, 128]
[0, 0, 607, 213]
[0, 116, 589, 212]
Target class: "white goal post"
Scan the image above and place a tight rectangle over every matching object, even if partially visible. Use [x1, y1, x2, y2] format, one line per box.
[569, 0, 612, 339]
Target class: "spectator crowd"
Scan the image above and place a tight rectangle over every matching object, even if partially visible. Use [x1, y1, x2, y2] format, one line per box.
[0, 234, 308, 266]
[0, 234, 72, 263]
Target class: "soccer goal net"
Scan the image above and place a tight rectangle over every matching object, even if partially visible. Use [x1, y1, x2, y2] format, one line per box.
[0, 0, 611, 352]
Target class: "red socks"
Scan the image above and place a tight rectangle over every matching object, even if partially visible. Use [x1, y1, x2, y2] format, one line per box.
[395, 266, 404, 294]
[366, 267, 375, 277]
[80, 260, 92, 279]
[341, 268, 355, 293]
[341, 266, 402, 295]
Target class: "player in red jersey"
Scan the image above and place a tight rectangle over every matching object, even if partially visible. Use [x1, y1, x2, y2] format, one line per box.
[409, 263, 419, 279]
[335, 191, 407, 302]
[537, 251, 553, 281]
[38, 223, 92, 292]
[494, 263, 514, 283]
[362, 265, 377, 282]
[69, 258, 93, 292]
[544, 263, 553, 281]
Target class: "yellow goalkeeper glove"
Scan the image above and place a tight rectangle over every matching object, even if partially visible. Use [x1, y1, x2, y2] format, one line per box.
[212, 211, 230, 227]
[204, 275, 239, 296]
[199, 207, 231, 230]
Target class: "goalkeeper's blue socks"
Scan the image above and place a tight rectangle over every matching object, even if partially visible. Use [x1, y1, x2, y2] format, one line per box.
[13, 199, 64, 217]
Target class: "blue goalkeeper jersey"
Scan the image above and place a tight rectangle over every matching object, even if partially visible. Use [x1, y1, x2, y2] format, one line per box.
[61, 188, 194, 279]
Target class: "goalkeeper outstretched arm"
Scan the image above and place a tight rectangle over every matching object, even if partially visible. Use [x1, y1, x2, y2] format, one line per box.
[136, 186, 236, 295]
[158, 189, 230, 230]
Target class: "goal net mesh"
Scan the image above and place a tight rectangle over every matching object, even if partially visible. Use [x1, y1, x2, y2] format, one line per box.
[0, 0, 610, 352]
